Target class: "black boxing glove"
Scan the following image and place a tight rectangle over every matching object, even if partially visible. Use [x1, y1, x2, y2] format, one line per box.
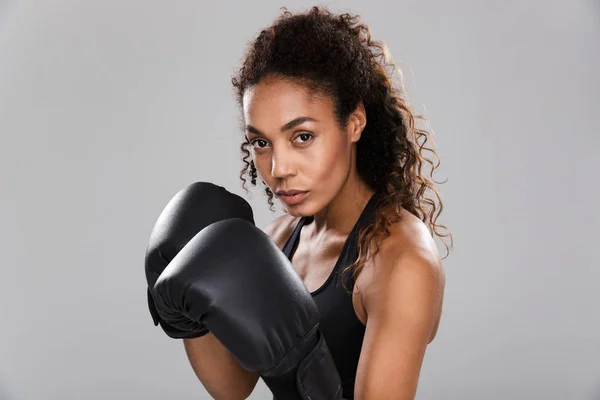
[152, 218, 342, 400]
[144, 182, 254, 338]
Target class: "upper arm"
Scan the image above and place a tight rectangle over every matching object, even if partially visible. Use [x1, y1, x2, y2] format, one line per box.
[354, 249, 445, 400]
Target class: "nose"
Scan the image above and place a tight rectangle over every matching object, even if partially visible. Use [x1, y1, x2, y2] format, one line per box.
[270, 148, 296, 179]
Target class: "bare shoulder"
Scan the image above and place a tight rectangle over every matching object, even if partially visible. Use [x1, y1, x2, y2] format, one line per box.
[360, 206, 446, 341]
[262, 213, 300, 250]
[384, 207, 442, 264]
[361, 207, 445, 301]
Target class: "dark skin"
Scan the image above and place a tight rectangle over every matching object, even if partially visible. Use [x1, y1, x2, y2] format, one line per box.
[182, 77, 445, 400]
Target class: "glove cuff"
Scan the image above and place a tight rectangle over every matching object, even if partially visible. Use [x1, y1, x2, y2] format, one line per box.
[296, 331, 342, 399]
[261, 328, 342, 400]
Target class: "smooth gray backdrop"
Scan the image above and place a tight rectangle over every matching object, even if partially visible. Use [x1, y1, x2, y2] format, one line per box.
[1, 0, 599, 399]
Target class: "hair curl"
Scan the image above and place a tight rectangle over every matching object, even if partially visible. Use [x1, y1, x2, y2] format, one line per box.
[232, 6, 453, 288]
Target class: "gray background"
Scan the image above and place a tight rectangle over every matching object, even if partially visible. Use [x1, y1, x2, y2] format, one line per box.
[1, 0, 599, 399]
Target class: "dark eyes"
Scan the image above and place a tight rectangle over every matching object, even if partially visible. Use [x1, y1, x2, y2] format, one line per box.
[249, 133, 314, 149]
[295, 133, 312, 143]
[250, 139, 269, 149]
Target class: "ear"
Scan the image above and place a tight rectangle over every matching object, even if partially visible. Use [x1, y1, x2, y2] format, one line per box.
[347, 101, 367, 143]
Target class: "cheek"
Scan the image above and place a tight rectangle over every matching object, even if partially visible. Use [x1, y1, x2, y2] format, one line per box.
[306, 134, 350, 181]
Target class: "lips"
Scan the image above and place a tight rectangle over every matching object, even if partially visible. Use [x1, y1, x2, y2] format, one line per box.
[276, 189, 309, 205]
[276, 189, 307, 196]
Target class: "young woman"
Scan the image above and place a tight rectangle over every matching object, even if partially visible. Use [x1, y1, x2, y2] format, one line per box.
[182, 7, 452, 400]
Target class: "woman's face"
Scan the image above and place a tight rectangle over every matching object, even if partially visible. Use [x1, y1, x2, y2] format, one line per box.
[242, 77, 364, 216]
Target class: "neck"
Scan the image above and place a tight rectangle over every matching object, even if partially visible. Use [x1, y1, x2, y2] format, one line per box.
[311, 171, 374, 237]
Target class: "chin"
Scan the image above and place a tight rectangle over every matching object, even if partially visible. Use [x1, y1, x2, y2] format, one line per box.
[281, 200, 318, 217]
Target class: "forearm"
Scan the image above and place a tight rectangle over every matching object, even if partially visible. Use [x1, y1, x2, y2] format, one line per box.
[184, 334, 259, 399]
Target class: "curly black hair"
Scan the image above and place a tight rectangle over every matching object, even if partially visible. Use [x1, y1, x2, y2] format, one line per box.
[231, 6, 453, 285]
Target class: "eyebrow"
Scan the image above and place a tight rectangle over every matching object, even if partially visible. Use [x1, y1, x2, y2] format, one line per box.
[246, 116, 317, 136]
